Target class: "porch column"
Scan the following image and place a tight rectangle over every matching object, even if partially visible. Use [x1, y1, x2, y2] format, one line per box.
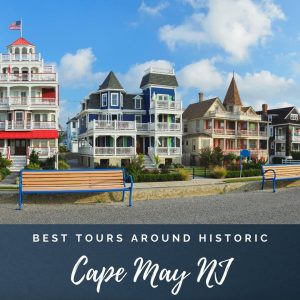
[247, 121, 249, 135]
[211, 118, 215, 134]
[93, 134, 96, 156]
[235, 139, 238, 150]
[224, 119, 227, 134]
[179, 136, 182, 155]
[7, 86, 10, 105]
[114, 135, 117, 156]
[257, 122, 260, 136]
[235, 120, 238, 135]
[132, 135, 136, 155]
[28, 86, 31, 105]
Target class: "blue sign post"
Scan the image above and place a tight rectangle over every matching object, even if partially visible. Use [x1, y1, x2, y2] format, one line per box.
[240, 149, 251, 178]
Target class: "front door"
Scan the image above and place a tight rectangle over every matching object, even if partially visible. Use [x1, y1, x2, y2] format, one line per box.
[15, 139, 27, 155]
[136, 137, 143, 154]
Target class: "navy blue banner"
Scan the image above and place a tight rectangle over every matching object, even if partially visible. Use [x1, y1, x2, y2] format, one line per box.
[0, 225, 299, 299]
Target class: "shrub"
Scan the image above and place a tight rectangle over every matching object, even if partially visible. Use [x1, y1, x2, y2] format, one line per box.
[154, 155, 160, 166]
[125, 154, 145, 180]
[199, 147, 212, 168]
[211, 147, 224, 166]
[0, 168, 10, 180]
[136, 173, 183, 182]
[226, 169, 261, 178]
[176, 168, 190, 181]
[291, 152, 300, 160]
[29, 150, 40, 165]
[59, 145, 68, 153]
[58, 160, 70, 170]
[212, 166, 227, 179]
[40, 156, 56, 170]
[0, 156, 12, 168]
[272, 157, 284, 164]
[25, 163, 42, 170]
[224, 153, 237, 163]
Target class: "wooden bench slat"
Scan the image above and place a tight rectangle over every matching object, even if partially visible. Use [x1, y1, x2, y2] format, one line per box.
[23, 182, 125, 186]
[23, 185, 125, 192]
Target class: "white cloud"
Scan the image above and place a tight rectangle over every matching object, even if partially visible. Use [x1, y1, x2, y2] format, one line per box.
[118, 59, 174, 92]
[181, 0, 207, 9]
[139, 1, 169, 16]
[58, 48, 106, 88]
[177, 57, 223, 91]
[160, 0, 285, 61]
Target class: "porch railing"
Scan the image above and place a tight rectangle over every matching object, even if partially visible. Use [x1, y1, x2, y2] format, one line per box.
[149, 146, 181, 156]
[150, 100, 182, 110]
[151, 122, 182, 132]
[1, 121, 57, 130]
[89, 120, 136, 131]
[0, 53, 41, 62]
[0, 73, 57, 82]
[28, 147, 58, 157]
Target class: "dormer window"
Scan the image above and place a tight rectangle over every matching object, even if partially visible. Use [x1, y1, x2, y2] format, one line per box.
[135, 97, 142, 109]
[101, 94, 107, 106]
[290, 114, 299, 121]
[111, 93, 119, 106]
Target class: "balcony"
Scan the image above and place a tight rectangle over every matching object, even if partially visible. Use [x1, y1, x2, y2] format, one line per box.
[0, 53, 41, 62]
[223, 149, 268, 157]
[0, 97, 58, 107]
[275, 135, 286, 141]
[203, 128, 267, 137]
[0, 121, 57, 130]
[29, 147, 58, 157]
[150, 122, 182, 132]
[292, 135, 300, 142]
[209, 110, 262, 121]
[150, 100, 182, 110]
[79, 146, 135, 156]
[149, 146, 181, 156]
[0, 73, 57, 82]
[136, 123, 150, 131]
[88, 120, 136, 132]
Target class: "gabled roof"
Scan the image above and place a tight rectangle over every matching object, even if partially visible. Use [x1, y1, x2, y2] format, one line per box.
[183, 98, 219, 119]
[223, 76, 243, 106]
[256, 106, 300, 124]
[140, 72, 178, 88]
[9, 37, 33, 46]
[99, 71, 124, 90]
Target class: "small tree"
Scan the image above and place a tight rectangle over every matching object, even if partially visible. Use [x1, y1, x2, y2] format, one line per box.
[199, 147, 212, 168]
[29, 150, 40, 165]
[211, 147, 224, 166]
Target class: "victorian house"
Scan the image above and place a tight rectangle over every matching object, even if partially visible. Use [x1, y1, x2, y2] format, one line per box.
[257, 105, 300, 161]
[76, 67, 183, 167]
[0, 37, 59, 170]
[182, 76, 269, 165]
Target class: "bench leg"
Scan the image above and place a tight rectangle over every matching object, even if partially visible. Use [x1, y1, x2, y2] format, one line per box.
[18, 192, 23, 210]
[129, 188, 133, 207]
[273, 179, 276, 193]
[261, 178, 265, 190]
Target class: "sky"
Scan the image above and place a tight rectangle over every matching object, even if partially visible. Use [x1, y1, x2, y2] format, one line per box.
[1, 0, 300, 127]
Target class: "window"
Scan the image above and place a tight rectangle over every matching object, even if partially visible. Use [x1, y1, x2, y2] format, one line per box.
[72, 121, 76, 129]
[49, 139, 55, 147]
[290, 114, 299, 121]
[186, 141, 188, 146]
[135, 115, 142, 123]
[0, 140, 4, 147]
[51, 114, 56, 122]
[157, 94, 169, 101]
[102, 94, 107, 106]
[111, 93, 119, 106]
[184, 124, 188, 133]
[135, 97, 142, 109]
[271, 142, 275, 149]
[270, 127, 273, 137]
[15, 112, 23, 121]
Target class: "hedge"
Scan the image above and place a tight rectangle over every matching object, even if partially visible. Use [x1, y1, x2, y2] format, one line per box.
[134, 173, 184, 182]
[0, 167, 10, 180]
[226, 169, 261, 178]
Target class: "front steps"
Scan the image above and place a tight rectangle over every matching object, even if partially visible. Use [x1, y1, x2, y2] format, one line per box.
[143, 155, 157, 170]
[9, 156, 27, 172]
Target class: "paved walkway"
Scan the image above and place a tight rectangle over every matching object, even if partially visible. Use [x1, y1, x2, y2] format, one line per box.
[1, 187, 300, 224]
[0, 172, 18, 185]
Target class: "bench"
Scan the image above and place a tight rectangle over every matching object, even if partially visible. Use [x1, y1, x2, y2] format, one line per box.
[19, 168, 133, 209]
[261, 164, 300, 192]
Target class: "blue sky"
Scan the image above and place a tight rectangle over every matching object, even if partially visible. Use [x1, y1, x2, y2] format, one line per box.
[1, 0, 300, 127]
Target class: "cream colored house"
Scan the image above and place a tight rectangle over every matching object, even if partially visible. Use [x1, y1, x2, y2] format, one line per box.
[182, 76, 269, 165]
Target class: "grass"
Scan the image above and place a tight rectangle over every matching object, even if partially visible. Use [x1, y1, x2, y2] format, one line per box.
[223, 177, 261, 183]
[185, 166, 210, 177]
[0, 186, 18, 190]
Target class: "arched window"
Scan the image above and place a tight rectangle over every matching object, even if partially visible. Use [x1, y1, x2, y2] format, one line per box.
[22, 47, 27, 54]
[15, 48, 20, 54]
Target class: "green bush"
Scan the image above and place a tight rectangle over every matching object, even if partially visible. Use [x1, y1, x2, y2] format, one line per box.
[212, 166, 227, 179]
[25, 163, 42, 170]
[136, 173, 183, 182]
[0, 167, 10, 180]
[211, 147, 224, 166]
[291, 152, 300, 160]
[272, 157, 284, 164]
[40, 156, 56, 170]
[0, 156, 12, 168]
[59, 145, 68, 153]
[58, 160, 70, 170]
[226, 169, 261, 178]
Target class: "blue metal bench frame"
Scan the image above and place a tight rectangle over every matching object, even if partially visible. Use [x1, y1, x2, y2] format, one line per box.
[261, 164, 300, 192]
[19, 168, 133, 209]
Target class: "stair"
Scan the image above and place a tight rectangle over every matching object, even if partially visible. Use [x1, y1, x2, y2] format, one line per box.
[143, 155, 157, 170]
[9, 156, 27, 172]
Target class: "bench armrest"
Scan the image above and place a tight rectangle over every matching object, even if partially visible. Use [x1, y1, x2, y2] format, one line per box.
[263, 169, 276, 179]
[126, 175, 133, 187]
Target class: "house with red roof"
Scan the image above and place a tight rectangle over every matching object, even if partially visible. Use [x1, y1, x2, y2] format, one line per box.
[0, 37, 59, 170]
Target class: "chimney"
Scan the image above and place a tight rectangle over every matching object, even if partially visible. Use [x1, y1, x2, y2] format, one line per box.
[262, 104, 268, 115]
[198, 92, 204, 102]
